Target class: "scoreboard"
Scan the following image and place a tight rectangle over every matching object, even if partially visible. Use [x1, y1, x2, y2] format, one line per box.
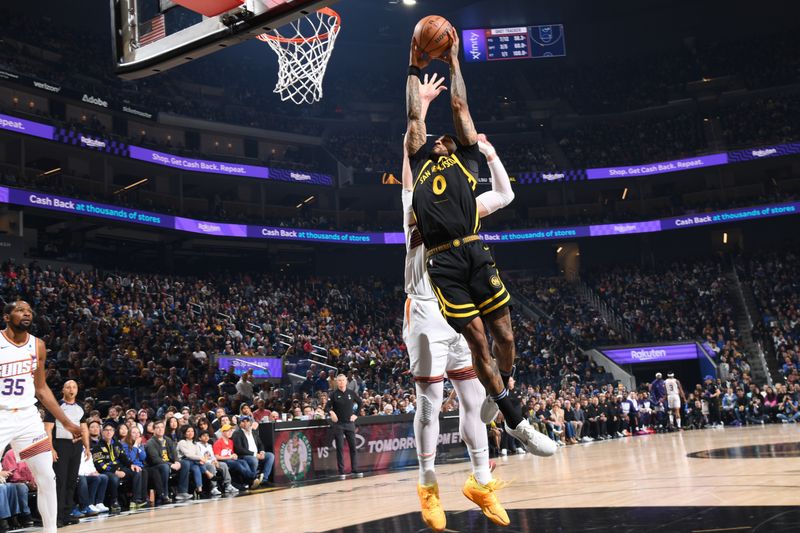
[462, 24, 566, 63]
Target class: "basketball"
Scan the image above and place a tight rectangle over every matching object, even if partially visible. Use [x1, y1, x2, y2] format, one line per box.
[413, 15, 454, 60]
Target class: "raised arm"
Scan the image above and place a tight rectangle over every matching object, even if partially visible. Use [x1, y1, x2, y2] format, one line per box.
[447, 30, 478, 146]
[405, 44, 446, 157]
[402, 140, 413, 191]
[405, 40, 430, 156]
[475, 133, 514, 217]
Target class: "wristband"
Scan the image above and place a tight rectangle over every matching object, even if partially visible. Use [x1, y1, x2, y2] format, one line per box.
[408, 65, 421, 79]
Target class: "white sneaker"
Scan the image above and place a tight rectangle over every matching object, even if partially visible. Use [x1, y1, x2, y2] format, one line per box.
[505, 420, 557, 457]
[95, 503, 109, 513]
[581, 436, 591, 443]
[500, 448, 508, 456]
[88, 504, 101, 513]
[480, 396, 500, 424]
[210, 487, 222, 497]
[225, 484, 239, 494]
[515, 448, 526, 455]
[175, 492, 192, 501]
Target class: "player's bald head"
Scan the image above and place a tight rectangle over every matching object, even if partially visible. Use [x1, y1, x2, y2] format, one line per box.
[62, 380, 79, 399]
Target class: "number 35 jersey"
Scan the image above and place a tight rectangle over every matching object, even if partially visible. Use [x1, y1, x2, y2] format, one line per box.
[0, 332, 39, 410]
[411, 141, 481, 249]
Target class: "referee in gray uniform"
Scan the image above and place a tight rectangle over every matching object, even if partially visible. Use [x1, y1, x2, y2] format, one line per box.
[44, 380, 90, 526]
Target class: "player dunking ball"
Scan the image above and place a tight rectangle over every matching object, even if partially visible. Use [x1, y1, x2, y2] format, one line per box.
[403, 74, 515, 531]
[1, 301, 83, 533]
[406, 30, 556, 459]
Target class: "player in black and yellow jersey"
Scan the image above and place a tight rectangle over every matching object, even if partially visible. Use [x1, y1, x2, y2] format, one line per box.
[405, 28, 556, 467]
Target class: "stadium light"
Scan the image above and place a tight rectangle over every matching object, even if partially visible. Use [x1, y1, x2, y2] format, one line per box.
[402, 0, 417, 5]
[38, 167, 61, 177]
[113, 178, 149, 195]
[556, 246, 563, 254]
[621, 188, 628, 200]
[723, 232, 728, 244]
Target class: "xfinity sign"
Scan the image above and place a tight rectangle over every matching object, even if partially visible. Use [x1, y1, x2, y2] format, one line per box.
[601, 343, 699, 365]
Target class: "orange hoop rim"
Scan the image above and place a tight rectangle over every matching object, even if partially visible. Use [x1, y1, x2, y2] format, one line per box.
[256, 7, 340, 45]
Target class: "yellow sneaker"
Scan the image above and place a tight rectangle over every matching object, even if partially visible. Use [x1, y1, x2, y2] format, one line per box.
[417, 483, 446, 532]
[462, 474, 510, 527]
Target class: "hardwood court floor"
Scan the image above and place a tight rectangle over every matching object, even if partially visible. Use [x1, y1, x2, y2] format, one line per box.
[65, 424, 800, 533]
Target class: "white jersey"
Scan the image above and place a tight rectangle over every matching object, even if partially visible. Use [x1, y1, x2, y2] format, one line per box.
[402, 189, 435, 301]
[665, 378, 680, 397]
[0, 331, 39, 410]
[401, 190, 473, 378]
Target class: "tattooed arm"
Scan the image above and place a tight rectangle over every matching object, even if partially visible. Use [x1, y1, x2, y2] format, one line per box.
[405, 40, 445, 156]
[447, 30, 478, 146]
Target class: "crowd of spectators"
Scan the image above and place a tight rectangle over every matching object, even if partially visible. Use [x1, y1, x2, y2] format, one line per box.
[0, 253, 795, 526]
[719, 94, 800, 149]
[737, 249, 800, 386]
[557, 112, 706, 169]
[589, 260, 737, 342]
[325, 130, 399, 172]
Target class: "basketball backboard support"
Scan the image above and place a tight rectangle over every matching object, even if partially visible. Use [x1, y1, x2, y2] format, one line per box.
[111, 0, 338, 80]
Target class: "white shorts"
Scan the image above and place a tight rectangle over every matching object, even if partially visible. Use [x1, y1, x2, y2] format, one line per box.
[403, 297, 475, 383]
[0, 405, 52, 460]
[667, 395, 681, 409]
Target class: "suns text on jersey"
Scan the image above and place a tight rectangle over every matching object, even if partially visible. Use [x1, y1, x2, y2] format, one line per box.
[0, 358, 36, 378]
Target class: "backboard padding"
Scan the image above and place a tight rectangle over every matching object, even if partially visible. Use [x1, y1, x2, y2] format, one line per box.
[112, 0, 338, 80]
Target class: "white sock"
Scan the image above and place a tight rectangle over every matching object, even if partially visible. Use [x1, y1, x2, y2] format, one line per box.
[418, 452, 437, 486]
[25, 450, 58, 533]
[414, 381, 443, 486]
[451, 377, 492, 485]
[469, 446, 492, 485]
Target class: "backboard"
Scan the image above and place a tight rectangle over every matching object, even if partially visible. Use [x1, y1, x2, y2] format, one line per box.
[111, 0, 338, 80]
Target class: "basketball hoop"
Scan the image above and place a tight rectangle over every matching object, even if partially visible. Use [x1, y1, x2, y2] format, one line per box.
[257, 8, 341, 105]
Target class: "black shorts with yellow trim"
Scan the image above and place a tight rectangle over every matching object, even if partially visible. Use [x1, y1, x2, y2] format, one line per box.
[426, 239, 511, 333]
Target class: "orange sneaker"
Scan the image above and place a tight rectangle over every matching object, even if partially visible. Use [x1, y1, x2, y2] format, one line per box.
[417, 483, 446, 532]
[462, 474, 510, 527]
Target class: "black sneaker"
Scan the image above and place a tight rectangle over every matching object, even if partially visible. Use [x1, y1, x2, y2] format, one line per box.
[18, 514, 35, 527]
[0, 518, 9, 533]
[352, 471, 364, 478]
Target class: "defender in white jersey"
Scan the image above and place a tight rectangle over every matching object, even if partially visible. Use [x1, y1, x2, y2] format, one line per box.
[401, 72, 519, 533]
[1, 301, 83, 533]
[664, 372, 686, 429]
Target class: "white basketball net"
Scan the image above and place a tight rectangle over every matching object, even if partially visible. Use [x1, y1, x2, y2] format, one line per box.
[257, 9, 341, 105]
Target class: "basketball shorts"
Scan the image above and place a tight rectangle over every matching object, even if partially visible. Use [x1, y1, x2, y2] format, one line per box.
[426, 239, 510, 333]
[667, 395, 681, 409]
[403, 297, 476, 383]
[0, 405, 52, 460]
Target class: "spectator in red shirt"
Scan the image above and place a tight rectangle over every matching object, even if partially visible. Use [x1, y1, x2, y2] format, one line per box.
[212, 424, 255, 488]
[1, 450, 35, 489]
[252, 399, 271, 423]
